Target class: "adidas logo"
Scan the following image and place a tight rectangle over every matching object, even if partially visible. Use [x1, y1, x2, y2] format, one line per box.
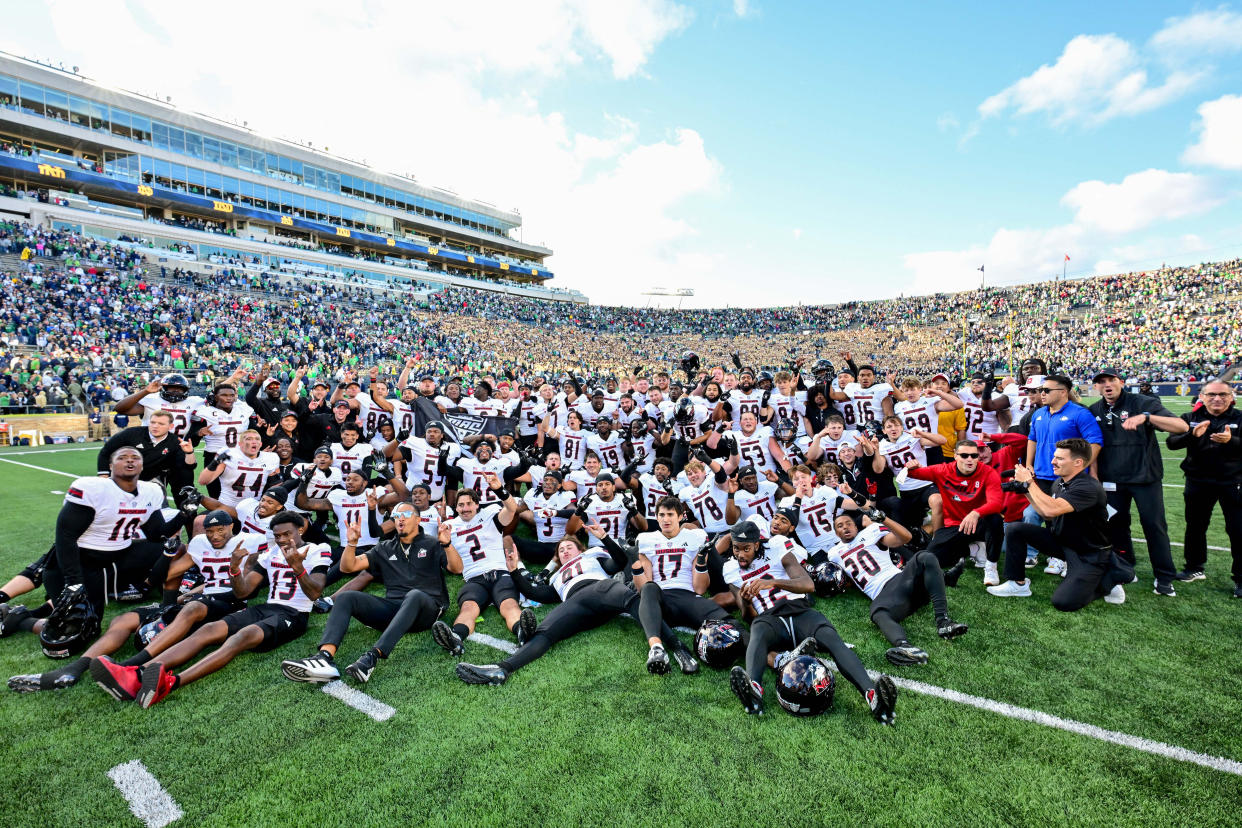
[388, 555, 398, 561]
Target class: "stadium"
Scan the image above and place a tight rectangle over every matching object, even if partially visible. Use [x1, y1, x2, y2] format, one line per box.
[2, 7, 1242, 827]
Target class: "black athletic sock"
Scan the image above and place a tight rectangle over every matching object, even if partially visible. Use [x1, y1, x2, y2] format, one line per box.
[121, 649, 152, 667]
[452, 623, 470, 641]
[370, 646, 384, 660]
[60, 655, 91, 679]
[0, 590, 10, 603]
[170, 675, 182, 690]
[510, 620, 519, 635]
[31, 603, 53, 619]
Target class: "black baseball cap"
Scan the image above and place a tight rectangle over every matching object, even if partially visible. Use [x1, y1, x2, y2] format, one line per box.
[737, 464, 757, 479]
[773, 506, 800, 527]
[545, 470, 564, 482]
[202, 510, 232, 529]
[333, 400, 350, 409]
[312, 379, 330, 388]
[1092, 367, 1123, 382]
[730, 521, 763, 543]
[279, 409, 298, 420]
[595, 472, 617, 484]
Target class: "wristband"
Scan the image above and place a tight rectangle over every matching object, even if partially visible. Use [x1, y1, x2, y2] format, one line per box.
[229, 569, 241, 577]
[293, 568, 307, 579]
[694, 560, 710, 573]
[630, 564, 645, 576]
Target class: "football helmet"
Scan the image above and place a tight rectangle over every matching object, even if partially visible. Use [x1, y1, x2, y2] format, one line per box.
[40, 586, 100, 659]
[132, 604, 182, 651]
[776, 655, 836, 717]
[680, 351, 700, 374]
[160, 373, 190, 403]
[808, 561, 848, 598]
[629, 419, 648, 439]
[860, 419, 883, 441]
[674, 397, 695, 424]
[694, 619, 746, 669]
[811, 359, 834, 381]
[773, 417, 797, 443]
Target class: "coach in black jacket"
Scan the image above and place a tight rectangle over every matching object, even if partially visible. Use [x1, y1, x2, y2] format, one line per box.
[96, 410, 197, 498]
[1166, 380, 1242, 596]
[1089, 369, 1188, 595]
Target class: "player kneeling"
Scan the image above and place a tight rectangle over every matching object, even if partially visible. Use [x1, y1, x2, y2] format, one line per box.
[281, 505, 462, 684]
[719, 521, 897, 724]
[90, 512, 329, 707]
[824, 511, 967, 667]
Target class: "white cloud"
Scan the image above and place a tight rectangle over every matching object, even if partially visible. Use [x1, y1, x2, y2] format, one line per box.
[936, 112, 960, 132]
[1151, 8, 1242, 56]
[733, 0, 755, 18]
[1060, 169, 1222, 234]
[978, 33, 1200, 126]
[1184, 94, 1242, 170]
[12, 0, 719, 304]
[792, 228, 803, 241]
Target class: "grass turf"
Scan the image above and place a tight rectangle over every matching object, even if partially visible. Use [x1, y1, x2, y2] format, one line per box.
[0, 397, 1240, 826]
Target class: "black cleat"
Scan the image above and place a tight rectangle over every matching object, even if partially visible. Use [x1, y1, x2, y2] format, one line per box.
[115, 583, 144, 602]
[646, 643, 670, 675]
[869, 675, 898, 725]
[312, 597, 333, 614]
[0, 604, 31, 638]
[671, 642, 700, 675]
[729, 665, 764, 715]
[774, 637, 818, 671]
[936, 617, 969, 640]
[345, 650, 379, 684]
[1233, 584, 1242, 599]
[516, 608, 537, 647]
[432, 621, 465, 656]
[942, 561, 967, 588]
[8, 670, 79, 693]
[456, 663, 508, 685]
[885, 645, 929, 666]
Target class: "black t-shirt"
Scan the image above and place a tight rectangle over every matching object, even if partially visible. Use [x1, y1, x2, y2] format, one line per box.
[1049, 473, 1111, 557]
[366, 532, 449, 606]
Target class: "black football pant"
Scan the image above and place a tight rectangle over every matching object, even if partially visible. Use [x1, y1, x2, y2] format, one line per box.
[636, 583, 730, 642]
[1107, 481, 1175, 584]
[1182, 479, 1242, 583]
[202, 451, 222, 499]
[1002, 522, 1133, 612]
[44, 541, 164, 616]
[513, 535, 559, 566]
[319, 589, 443, 658]
[868, 550, 949, 645]
[670, 441, 690, 477]
[745, 604, 873, 696]
[925, 514, 1004, 566]
[498, 579, 677, 674]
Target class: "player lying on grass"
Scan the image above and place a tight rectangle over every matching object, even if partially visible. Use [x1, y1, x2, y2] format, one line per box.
[718, 520, 898, 723]
[823, 511, 967, 666]
[455, 525, 686, 685]
[281, 506, 463, 684]
[90, 511, 329, 708]
[9, 510, 265, 692]
[430, 476, 537, 657]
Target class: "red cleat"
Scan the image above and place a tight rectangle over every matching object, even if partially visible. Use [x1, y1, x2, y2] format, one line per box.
[136, 662, 177, 709]
[89, 656, 140, 702]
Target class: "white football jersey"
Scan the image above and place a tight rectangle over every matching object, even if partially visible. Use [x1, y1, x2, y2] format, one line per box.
[454, 455, 514, 506]
[514, 399, 546, 436]
[327, 487, 383, 547]
[558, 428, 590, 470]
[459, 396, 507, 417]
[638, 527, 707, 593]
[1003, 376, 1044, 421]
[671, 403, 711, 444]
[580, 494, 630, 551]
[550, 551, 608, 601]
[388, 399, 419, 436]
[257, 542, 331, 612]
[353, 394, 391, 439]
[139, 393, 205, 439]
[197, 402, 254, 453]
[575, 400, 618, 431]
[65, 477, 166, 552]
[730, 425, 776, 471]
[815, 433, 858, 465]
[628, 433, 655, 474]
[400, 436, 460, 501]
[879, 434, 932, 491]
[723, 546, 802, 615]
[446, 504, 508, 580]
[735, 480, 780, 522]
[827, 524, 900, 599]
[958, 387, 1003, 440]
[680, 476, 731, 532]
[418, 504, 453, 537]
[217, 451, 280, 508]
[768, 390, 807, 434]
[724, 389, 766, 429]
[523, 489, 575, 543]
[185, 532, 267, 594]
[638, 473, 680, 520]
[841, 382, 892, 429]
[235, 497, 275, 543]
[893, 397, 939, 434]
[587, 433, 626, 469]
[780, 487, 849, 552]
[329, 442, 369, 477]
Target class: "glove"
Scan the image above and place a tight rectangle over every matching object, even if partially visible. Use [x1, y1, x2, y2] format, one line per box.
[574, 493, 594, 517]
[530, 569, 551, 589]
[692, 448, 710, 464]
[396, 428, 411, 442]
[205, 451, 228, 471]
[178, 486, 202, 509]
[714, 421, 730, 434]
[761, 389, 771, 408]
[162, 536, 183, 557]
[621, 492, 638, 514]
[731, 351, 743, 370]
[864, 506, 886, 523]
[53, 584, 86, 614]
[722, 436, 738, 456]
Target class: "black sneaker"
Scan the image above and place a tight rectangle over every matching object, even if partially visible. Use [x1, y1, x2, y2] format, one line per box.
[8, 669, 79, 693]
[1232, 584, 1242, 599]
[516, 608, 537, 647]
[1153, 580, 1176, 597]
[942, 561, 967, 588]
[936, 617, 969, 639]
[115, 584, 144, 602]
[456, 663, 508, 685]
[885, 645, 929, 666]
[671, 642, 699, 675]
[0, 604, 31, 637]
[345, 650, 379, 683]
[729, 665, 764, 715]
[312, 597, 334, 614]
[646, 643, 670, 675]
[1175, 569, 1206, 582]
[869, 675, 898, 725]
[432, 621, 465, 656]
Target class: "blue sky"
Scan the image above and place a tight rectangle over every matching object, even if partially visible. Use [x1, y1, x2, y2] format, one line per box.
[4, 1, 1242, 306]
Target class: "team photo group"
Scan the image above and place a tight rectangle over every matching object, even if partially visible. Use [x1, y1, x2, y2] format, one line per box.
[3, 345, 1236, 724]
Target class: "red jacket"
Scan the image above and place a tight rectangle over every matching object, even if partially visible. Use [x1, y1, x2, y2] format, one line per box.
[985, 432, 1029, 522]
[908, 461, 1004, 527]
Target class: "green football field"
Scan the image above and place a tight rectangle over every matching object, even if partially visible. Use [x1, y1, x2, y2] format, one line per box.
[0, 397, 1240, 826]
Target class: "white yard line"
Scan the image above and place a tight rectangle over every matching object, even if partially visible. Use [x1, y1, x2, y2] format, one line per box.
[0, 446, 96, 455]
[0, 456, 78, 478]
[321, 680, 396, 721]
[107, 760, 183, 827]
[467, 632, 517, 654]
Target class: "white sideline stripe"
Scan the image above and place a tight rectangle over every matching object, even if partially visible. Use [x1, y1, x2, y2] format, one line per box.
[107, 760, 183, 827]
[0, 456, 78, 477]
[1133, 537, 1229, 552]
[1, 446, 96, 455]
[879, 673, 1242, 778]
[468, 632, 517, 654]
[321, 680, 395, 721]
[465, 626, 1242, 777]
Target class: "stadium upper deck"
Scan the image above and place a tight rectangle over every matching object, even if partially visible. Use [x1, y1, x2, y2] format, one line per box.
[0, 52, 584, 302]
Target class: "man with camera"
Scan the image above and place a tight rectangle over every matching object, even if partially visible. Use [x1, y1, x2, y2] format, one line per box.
[1166, 380, 1242, 597]
[988, 438, 1134, 610]
[1087, 368, 1187, 597]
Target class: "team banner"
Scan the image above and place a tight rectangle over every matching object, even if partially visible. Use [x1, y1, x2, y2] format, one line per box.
[410, 396, 516, 442]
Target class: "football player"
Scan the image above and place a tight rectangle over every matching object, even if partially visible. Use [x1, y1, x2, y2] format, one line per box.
[958, 371, 1009, 441]
[779, 464, 861, 559]
[114, 373, 206, 440]
[574, 472, 646, 558]
[329, 423, 370, 477]
[513, 470, 577, 564]
[90, 511, 330, 707]
[198, 430, 280, 509]
[893, 378, 963, 435]
[828, 511, 968, 665]
[874, 416, 946, 531]
[542, 409, 590, 470]
[389, 420, 460, 504]
[727, 465, 789, 524]
[679, 453, 735, 535]
[805, 415, 857, 466]
[430, 476, 536, 656]
[718, 520, 897, 723]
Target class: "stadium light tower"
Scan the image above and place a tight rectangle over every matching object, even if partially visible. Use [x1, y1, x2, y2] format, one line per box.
[641, 287, 695, 308]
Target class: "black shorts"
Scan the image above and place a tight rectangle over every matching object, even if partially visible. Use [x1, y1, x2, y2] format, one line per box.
[751, 600, 830, 648]
[652, 587, 729, 628]
[868, 565, 927, 623]
[222, 604, 308, 652]
[185, 592, 250, 621]
[458, 570, 519, 612]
